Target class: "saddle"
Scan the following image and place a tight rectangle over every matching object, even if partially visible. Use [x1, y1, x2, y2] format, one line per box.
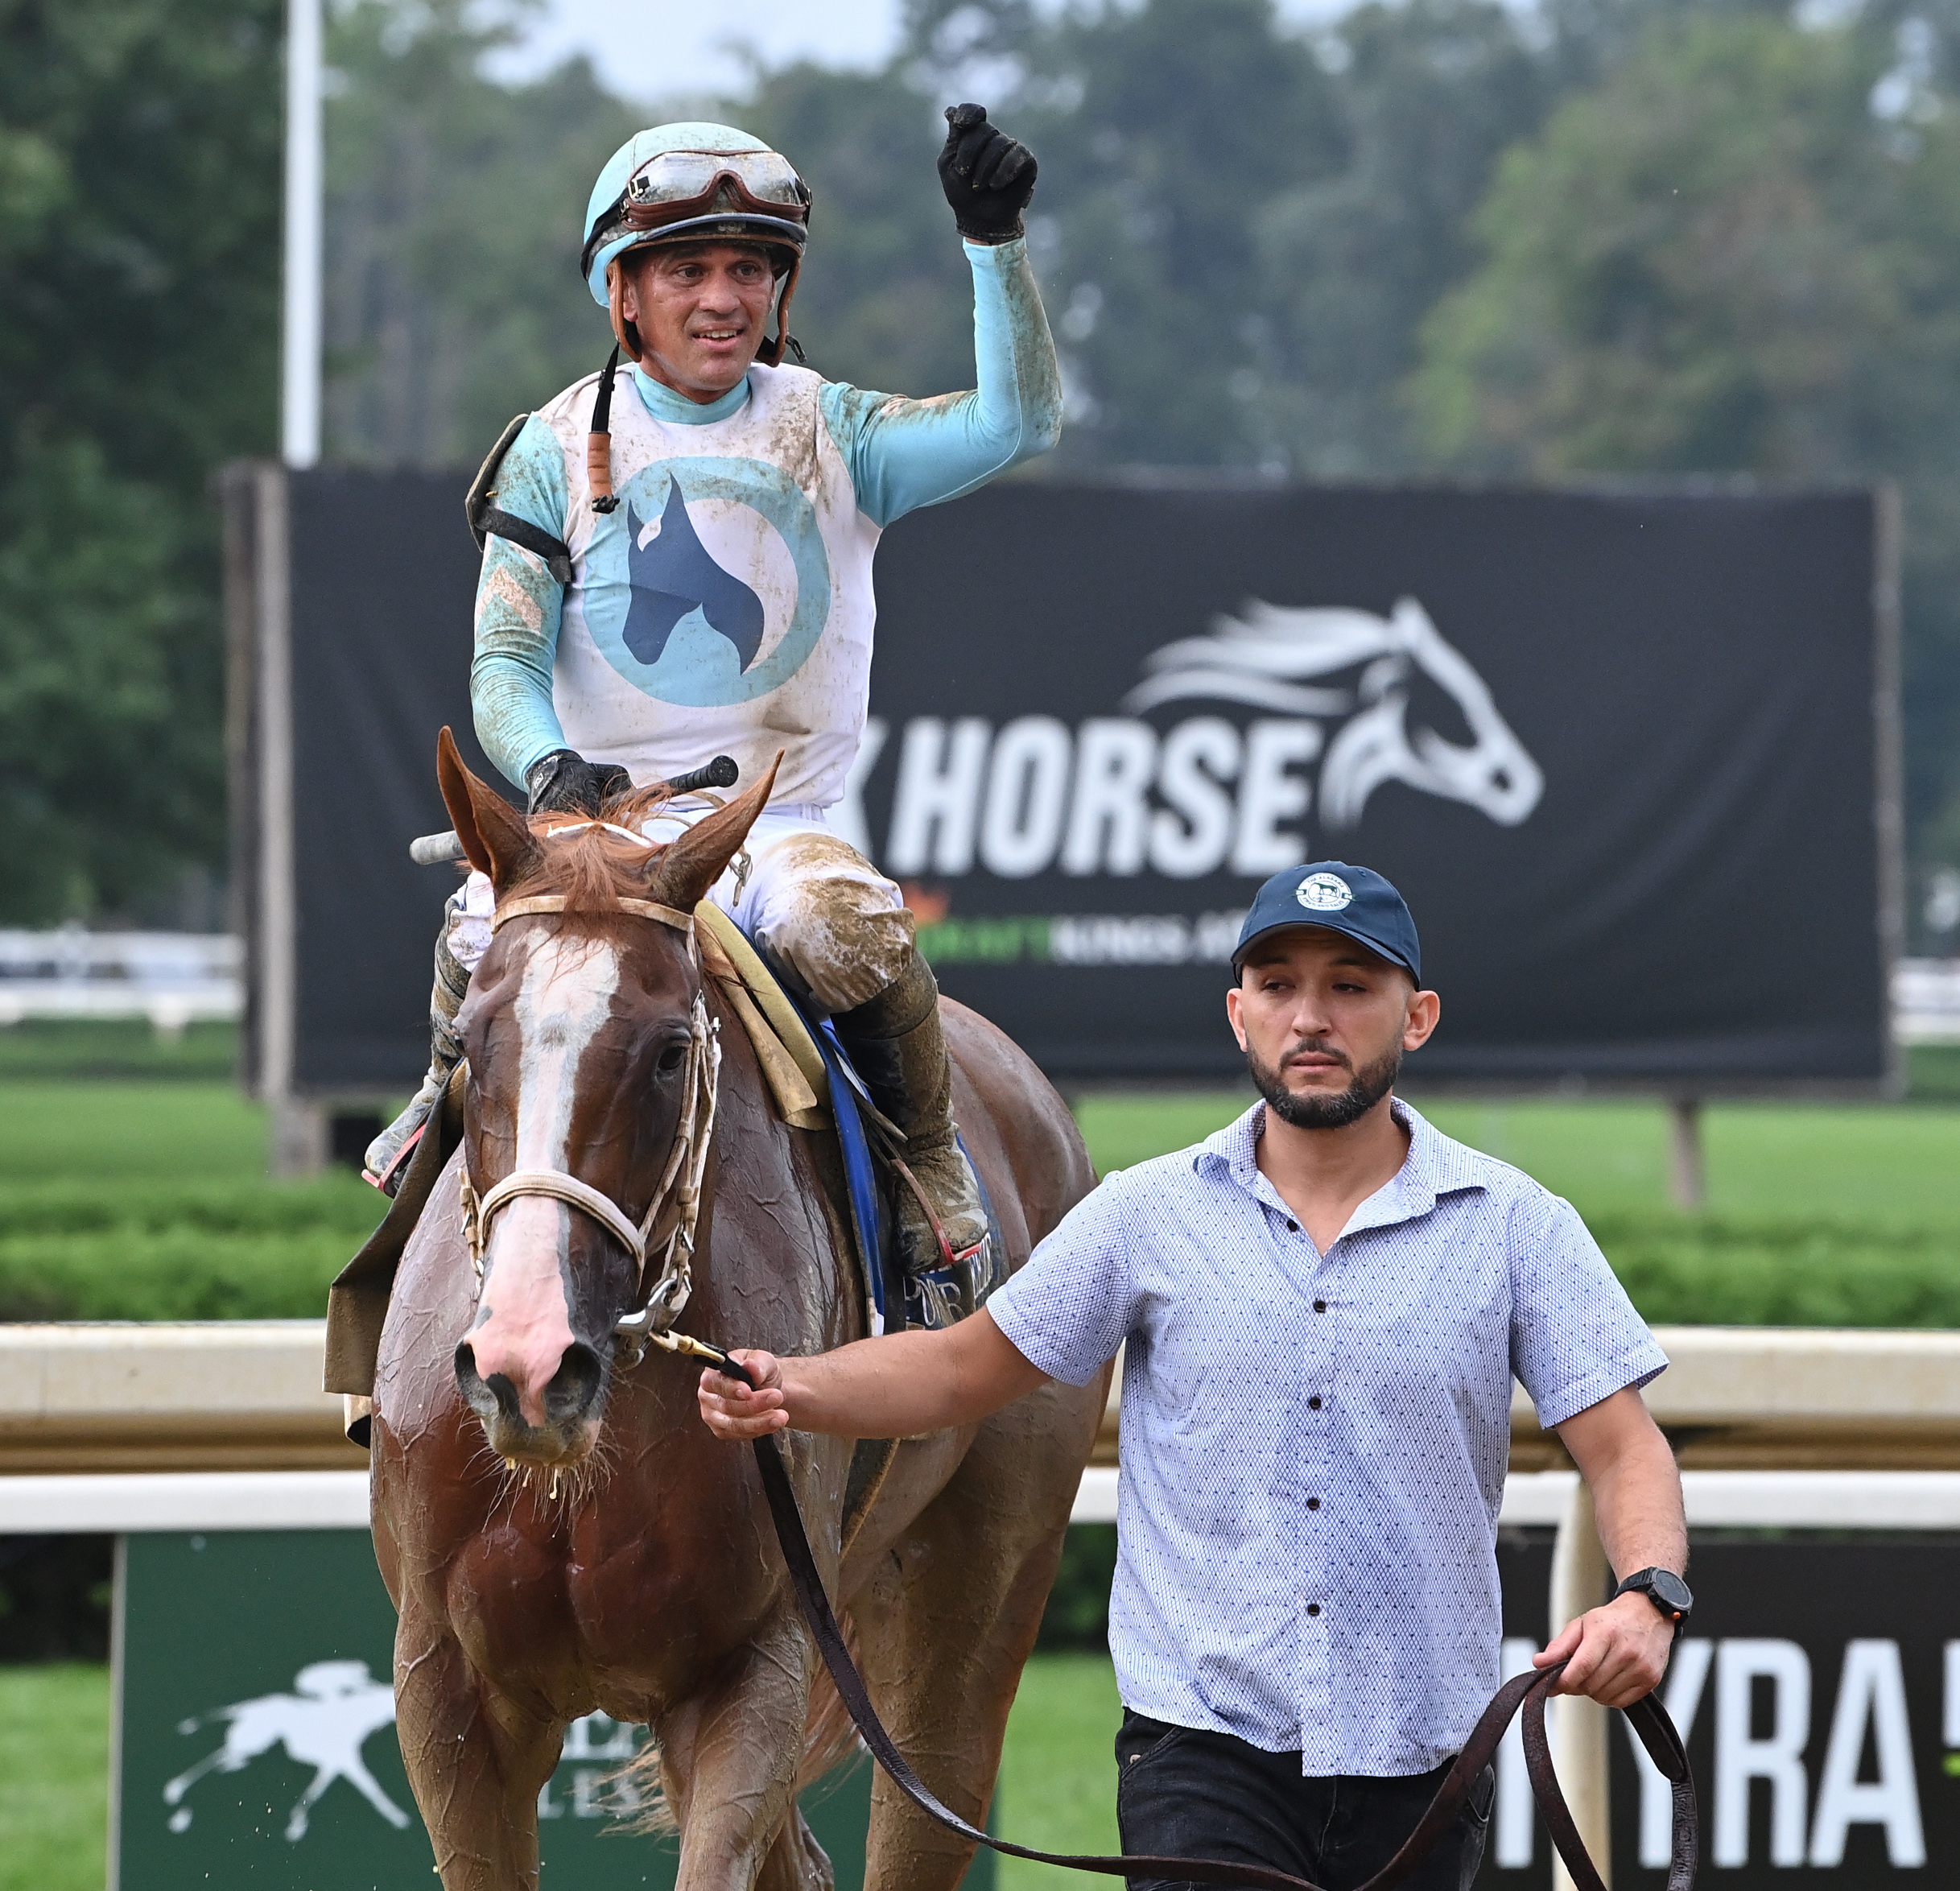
[323, 902, 1002, 1406]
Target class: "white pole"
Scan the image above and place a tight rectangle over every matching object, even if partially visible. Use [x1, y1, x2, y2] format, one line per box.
[1549, 1476, 1613, 1889]
[280, 0, 323, 468]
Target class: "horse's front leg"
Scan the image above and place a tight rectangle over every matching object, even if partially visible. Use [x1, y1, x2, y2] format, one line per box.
[657, 1611, 826, 1891]
[394, 1599, 562, 1891]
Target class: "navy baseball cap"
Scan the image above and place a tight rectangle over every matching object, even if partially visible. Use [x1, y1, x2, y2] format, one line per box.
[1232, 862, 1422, 985]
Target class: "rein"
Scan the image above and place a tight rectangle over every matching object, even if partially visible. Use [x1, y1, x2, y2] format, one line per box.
[460, 891, 721, 1355]
[659, 1338, 1698, 1891]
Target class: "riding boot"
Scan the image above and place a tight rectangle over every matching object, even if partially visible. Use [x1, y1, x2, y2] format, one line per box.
[363, 902, 471, 1195]
[831, 947, 988, 1278]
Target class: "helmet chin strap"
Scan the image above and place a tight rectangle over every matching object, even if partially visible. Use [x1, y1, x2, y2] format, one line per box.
[588, 249, 803, 512]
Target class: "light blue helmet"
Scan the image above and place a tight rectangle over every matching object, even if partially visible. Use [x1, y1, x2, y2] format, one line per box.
[580, 122, 812, 308]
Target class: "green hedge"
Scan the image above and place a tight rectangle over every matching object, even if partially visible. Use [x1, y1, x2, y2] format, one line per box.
[0, 1179, 382, 1322]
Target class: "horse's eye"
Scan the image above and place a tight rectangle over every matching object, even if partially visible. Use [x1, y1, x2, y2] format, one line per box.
[656, 1043, 688, 1076]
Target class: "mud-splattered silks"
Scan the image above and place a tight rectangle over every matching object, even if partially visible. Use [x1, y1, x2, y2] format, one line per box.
[468, 236, 1062, 812]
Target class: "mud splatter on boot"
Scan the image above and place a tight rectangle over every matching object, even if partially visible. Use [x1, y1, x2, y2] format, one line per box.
[831, 948, 987, 1278]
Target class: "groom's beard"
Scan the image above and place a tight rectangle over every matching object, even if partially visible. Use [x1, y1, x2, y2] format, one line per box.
[1246, 1038, 1401, 1129]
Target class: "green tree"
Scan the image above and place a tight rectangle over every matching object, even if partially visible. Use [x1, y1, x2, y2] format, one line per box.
[1413, 13, 1960, 928]
[0, 0, 283, 924]
[322, 0, 642, 465]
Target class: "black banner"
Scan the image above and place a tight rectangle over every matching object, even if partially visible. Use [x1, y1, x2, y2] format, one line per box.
[261, 473, 1894, 1096]
[860, 485, 1896, 1089]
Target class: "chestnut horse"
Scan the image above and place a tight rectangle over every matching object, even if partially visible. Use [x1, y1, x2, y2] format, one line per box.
[369, 732, 1107, 1891]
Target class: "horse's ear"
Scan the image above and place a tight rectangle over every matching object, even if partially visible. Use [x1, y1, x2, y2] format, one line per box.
[436, 727, 540, 891]
[646, 753, 781, 912]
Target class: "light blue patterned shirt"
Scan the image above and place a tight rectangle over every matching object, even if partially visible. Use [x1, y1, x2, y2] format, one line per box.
[986, 1097, 1667, 1777]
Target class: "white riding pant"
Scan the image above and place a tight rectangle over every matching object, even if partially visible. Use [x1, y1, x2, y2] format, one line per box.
[448, 803, 913, 1014]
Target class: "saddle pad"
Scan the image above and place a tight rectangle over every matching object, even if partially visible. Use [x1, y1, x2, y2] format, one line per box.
[694, 902, 828, 1130]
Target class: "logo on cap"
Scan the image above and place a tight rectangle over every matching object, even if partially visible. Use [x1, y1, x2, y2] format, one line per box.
[1296, 872, 1353, 913]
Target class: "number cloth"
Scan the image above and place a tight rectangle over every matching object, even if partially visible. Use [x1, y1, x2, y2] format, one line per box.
[984, 1098, 1667, 1777]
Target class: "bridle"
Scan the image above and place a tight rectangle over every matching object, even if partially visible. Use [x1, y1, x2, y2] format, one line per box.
[456, 879, 722, 1364]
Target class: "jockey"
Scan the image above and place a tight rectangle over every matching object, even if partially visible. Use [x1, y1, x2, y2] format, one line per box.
[365, 105, 1062, 1289]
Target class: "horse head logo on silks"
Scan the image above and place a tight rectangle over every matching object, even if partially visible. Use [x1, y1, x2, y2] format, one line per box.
[1120, 597, 1544, 828]
[622, 478, 765, 671]
[161, 1658, 411, 1843]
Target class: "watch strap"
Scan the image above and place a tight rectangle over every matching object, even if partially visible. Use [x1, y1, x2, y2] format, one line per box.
[1615, 1567, 1691, 1621]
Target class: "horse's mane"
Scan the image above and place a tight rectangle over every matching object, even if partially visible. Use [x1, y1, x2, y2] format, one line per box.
[499, 782, 681, 914]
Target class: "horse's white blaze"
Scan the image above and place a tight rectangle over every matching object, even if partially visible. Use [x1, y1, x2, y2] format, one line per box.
[473, 933, 621, 1419]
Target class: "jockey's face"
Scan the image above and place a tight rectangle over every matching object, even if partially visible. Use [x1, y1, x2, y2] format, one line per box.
[622, 242, 778, 403]
[1226, 928, 1438, 1125]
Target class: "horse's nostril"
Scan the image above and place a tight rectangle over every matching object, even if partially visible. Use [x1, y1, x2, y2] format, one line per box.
[454, 1340, 520, 1422]
[543, 1342, 605, 1424]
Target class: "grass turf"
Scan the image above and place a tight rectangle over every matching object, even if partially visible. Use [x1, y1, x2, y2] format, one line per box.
[0, 1662, 109, 1891]
[2, 1051, 1959, 1326]
[996, 1653, 1123, 1887]
[0, 1077, 384, 1321]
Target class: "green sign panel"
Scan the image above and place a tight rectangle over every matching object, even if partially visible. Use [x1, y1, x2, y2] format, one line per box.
[113, 1530, 988, 1891]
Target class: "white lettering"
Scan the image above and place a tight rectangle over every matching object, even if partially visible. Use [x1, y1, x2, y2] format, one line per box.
[886, 717, 990, 874]
[831, 716, 886, 859]
[1046, 912, 1247, 966]
[562, 1712, 637, 1761]
[1063, 719, 1157, 876]
[1636, 1638, 1713, 1868]
[981, 716, 1073, 878]
[1714, 1638, 1810, 1868]
[1495, 1638, 1538, 1868]
[1809, 1640, 1925, 1867]
[1230, 720, 1321, 875]
[1149, 716, 1240, 878]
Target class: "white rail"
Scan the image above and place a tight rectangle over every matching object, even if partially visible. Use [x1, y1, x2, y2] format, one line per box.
[0, 936, 1953, 1043]
[0, 927, 241, 1032]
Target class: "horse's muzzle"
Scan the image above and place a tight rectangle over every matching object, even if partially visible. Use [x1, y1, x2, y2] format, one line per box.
[454, 1336, 606, 1464]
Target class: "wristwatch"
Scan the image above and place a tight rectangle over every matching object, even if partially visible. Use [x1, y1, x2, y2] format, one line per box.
[1615, 1567, 1694, 1625]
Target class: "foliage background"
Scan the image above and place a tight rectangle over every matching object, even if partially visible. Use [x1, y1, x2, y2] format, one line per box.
[6, 0, 1960, 932]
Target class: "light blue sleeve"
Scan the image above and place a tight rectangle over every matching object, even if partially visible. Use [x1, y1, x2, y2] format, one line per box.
[1508, 1191, 1669, 1429]
[468, 415, 570, 791]
[985, 1171, 1137, 1386]
[819, 237, 1063, 531]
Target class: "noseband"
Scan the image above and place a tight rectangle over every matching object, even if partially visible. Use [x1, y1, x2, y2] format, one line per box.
[458, 888, 722, 1359]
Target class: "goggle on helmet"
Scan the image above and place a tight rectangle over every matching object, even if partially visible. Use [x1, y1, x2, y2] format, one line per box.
[580, 147, 812, 291]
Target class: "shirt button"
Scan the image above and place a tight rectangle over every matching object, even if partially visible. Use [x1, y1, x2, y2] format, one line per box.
[1306, 1603, 1322, 1616]
[1313, 1299, 1327, 1313]
[1306, 1497, 1321, 1510]
[1308, 1396, 1322, 1410]
[1286, 1220, 1299, 1233]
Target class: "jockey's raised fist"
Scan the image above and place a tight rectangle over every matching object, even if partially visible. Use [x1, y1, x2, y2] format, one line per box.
[939, 105, 1037, 244]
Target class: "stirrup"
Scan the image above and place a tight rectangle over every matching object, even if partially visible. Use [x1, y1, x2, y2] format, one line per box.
[889, 1154, 987, 1274]
[361, 1122, 423, 1198]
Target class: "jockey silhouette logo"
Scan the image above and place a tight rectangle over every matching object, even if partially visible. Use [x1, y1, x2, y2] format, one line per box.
[585, 458, 831, 709]
[161, 1658, 410, 1843]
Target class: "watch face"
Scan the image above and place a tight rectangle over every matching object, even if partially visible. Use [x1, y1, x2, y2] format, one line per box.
[1649, 1569, 1694, 1616]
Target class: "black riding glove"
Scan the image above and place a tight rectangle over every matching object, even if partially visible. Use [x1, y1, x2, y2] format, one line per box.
[525, 749, 632, 816]
[937, 104, 1038, 244]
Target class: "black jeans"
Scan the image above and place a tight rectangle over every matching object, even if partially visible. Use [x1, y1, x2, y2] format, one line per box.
[1114, 1713, 1494, 1891]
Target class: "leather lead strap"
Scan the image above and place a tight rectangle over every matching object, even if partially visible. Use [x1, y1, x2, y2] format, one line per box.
[707, 1343, 1700, 1891]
